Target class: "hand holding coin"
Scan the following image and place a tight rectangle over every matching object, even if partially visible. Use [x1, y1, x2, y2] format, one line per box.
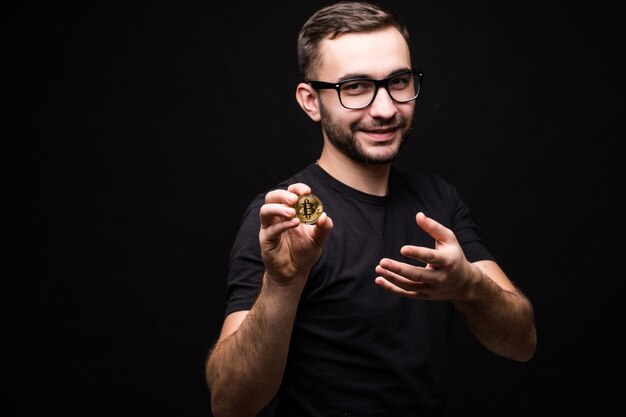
[294, 194, 324, 224]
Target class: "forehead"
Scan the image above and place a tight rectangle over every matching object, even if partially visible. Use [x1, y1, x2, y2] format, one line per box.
[317, 26, 411, 80]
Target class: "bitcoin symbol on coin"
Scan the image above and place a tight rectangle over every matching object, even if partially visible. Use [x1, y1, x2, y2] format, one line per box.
[294, 194, 324, 224]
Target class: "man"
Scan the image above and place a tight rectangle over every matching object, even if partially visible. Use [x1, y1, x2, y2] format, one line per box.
[205, 2, 536, 416]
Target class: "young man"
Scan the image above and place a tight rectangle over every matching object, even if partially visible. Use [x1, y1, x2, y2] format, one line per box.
[206, 2, 536, 416]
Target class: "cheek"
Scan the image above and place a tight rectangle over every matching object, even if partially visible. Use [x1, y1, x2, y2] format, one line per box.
[398, 104, 415, 121]
[345, 113, 366, 129]
[325, 105, 363, 129]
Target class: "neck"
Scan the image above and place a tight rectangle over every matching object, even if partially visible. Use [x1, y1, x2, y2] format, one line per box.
[317, 149, 391, 196]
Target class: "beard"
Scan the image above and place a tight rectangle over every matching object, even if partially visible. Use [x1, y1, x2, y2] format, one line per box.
[319, 101, 412, 164]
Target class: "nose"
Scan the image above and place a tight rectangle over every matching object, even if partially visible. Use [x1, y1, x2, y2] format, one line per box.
[368, 86, 398, 119]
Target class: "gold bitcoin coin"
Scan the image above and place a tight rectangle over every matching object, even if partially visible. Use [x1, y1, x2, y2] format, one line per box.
[294, 194, 324, 224]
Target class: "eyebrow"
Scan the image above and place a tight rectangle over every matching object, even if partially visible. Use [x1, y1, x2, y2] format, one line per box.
[336, 67, 413, 82]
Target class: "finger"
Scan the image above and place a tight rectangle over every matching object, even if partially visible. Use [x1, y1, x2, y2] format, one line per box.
[310, 212, 334, 247]
[286, 182, 312, 196]
[399, 245, 441, 267]
[377, 258, 436, 284]
[374, 277, 425, 298]
[415, 212, 456, 243]
[265, 189, 299, 206]
[375, 263, 426, 291]
[261, 217, 301, 240]
[259, 203, 296, 228]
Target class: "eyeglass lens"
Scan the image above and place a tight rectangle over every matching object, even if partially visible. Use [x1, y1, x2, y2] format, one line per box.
[340, 72, 420, 109]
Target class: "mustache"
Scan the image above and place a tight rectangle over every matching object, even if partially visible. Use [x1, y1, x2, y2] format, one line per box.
[353, 115, 407, 131]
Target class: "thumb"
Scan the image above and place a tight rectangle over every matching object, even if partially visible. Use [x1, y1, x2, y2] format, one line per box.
[415, 212, 455, 243]
[311, 213, 334, 247]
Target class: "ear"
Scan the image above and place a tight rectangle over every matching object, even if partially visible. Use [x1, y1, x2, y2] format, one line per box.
[295, 82, 321, 122]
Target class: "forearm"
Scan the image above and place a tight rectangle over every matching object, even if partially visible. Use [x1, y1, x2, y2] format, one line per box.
[206, 275, 305, 417]
[453, 268, 537, 362]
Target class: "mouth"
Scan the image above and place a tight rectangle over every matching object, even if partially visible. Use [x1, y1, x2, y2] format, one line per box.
[360, 126, 399, 142]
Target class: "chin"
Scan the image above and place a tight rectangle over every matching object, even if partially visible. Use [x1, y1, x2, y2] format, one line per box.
[366, 143, 402, 162]
[361, 150, 399, 164]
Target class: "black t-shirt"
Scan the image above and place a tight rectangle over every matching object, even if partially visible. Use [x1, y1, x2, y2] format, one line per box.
[224, 163, 495, 416]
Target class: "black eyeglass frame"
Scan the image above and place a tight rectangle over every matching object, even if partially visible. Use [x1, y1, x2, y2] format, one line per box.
[308, 69, 424, 110]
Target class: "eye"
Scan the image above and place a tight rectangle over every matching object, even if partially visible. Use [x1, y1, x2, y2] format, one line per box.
[340, 80, 374, 95]
[389, 74, 412, 89]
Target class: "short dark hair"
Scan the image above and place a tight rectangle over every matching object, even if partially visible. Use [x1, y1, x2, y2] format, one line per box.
[297, 1, 411, 81]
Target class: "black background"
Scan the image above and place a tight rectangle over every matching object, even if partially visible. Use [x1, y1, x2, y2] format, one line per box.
[5, 1, 624, 416]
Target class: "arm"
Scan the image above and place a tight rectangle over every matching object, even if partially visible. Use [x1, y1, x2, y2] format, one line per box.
[451, 259, 536, 361]
[205, 274, 306, 417]
[205, 183, 333, 417]
[374, 212, 536, 362]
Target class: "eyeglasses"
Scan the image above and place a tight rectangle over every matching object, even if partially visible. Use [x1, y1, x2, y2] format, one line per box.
[309, 69, 424, 110]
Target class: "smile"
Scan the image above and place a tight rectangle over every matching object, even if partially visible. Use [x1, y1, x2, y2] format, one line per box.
[361, 127, 398, 141]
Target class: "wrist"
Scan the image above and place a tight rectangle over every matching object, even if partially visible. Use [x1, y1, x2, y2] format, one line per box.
[455, 263, 488, 305]
[263, 271, 309, 292]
